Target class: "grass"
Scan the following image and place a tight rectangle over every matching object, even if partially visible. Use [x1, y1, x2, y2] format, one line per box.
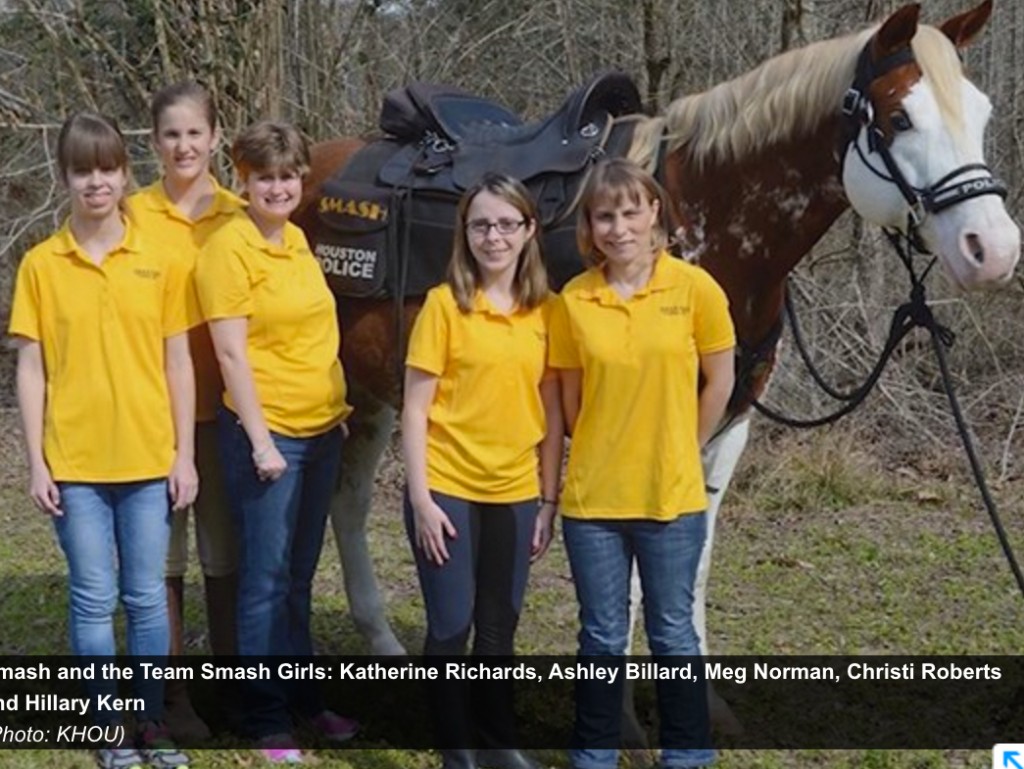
[0, 413, 1021, 767]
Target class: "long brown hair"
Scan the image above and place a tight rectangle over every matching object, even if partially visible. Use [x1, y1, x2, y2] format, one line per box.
[448, 173, 548, 313]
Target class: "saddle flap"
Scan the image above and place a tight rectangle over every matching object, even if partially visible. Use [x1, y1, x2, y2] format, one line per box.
[312, 179, 391, 298]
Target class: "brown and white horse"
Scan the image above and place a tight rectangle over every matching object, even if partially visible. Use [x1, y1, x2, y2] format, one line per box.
[292, 1, 1020, 667]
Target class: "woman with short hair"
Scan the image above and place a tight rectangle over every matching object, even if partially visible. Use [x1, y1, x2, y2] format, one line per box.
[195, 120, 358, 764]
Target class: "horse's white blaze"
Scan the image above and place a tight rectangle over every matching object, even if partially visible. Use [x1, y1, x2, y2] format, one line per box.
[843, 77, 1020, 289]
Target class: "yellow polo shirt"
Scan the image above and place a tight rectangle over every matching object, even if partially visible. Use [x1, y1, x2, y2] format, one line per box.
[407, 285, 551, 503]
[195, 212, 351, 438]
[127, 178, 244, 423]
[549, 252, 735, 520]
[8, 219, 192, 482]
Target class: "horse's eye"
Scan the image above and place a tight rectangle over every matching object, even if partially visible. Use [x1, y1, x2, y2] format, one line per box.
[890, 110, 913, 132]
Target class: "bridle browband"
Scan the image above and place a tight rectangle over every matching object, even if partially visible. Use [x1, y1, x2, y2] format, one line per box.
[838, 40, 1007, 250]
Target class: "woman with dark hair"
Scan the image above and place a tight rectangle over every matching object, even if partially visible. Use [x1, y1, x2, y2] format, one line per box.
[10, 111, 196, 769]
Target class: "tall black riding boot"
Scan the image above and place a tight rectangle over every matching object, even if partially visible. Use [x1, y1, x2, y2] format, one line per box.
[474, 676, 540, 769]
[428, 659, 476, 768]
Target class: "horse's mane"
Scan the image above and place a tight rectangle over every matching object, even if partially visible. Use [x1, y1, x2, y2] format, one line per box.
[629, 23, 965, 171]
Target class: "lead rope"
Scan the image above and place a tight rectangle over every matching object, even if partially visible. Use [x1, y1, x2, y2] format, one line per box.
[756, 221, 1024, 599]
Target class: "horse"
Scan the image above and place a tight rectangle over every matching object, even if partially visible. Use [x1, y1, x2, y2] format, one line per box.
[293, 0, 1020, 683]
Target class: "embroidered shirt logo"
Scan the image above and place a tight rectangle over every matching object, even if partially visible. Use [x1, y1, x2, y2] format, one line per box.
[133, 268, 161, 280]
[659, 304, 690, 316]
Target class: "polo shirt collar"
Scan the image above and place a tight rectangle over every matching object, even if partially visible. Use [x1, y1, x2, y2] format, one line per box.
[51, 215, 143, 264]
[235, 212, 304, 258]
[578, 250, 676, 305]
[470, 289, 523, 318]
[139, 177, 240, 222]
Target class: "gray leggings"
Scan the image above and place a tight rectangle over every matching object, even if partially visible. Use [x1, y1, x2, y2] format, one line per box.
[403, 489, 537, 656]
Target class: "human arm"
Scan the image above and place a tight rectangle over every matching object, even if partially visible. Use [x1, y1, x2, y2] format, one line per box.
[14, 339, 60, 515]
[697, 348, 735, 448]
[164, 331, 198, 510]
[400, 366, 455, 565]
[207, 317, 286, 482]
[532, 372, 563, 561]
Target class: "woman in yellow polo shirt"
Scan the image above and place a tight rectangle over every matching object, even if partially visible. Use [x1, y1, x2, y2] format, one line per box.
[9, 111, 195, 769]
[128, 81, 244, 741]
[402, 173, 562, 769]
[194, 120, 358, 763]
[548, 159, 735, 769]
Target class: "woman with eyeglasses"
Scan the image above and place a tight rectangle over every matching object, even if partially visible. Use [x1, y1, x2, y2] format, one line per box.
[401, 173, 563, 769]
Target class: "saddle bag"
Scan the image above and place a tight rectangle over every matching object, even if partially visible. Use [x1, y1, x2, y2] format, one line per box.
[312, 178, 391, 298]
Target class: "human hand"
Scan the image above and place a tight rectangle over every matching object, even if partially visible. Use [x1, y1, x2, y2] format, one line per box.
[531, 500, 557, 561]
[413, 496, 457, 565]
[28, 462, 61, 516]
[168, 455, 199, 511]
[253, 441, 287, 483]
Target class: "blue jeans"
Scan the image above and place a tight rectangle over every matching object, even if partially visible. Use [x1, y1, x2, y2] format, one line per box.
[563, 514, 714, 769]
[218, 408, 343, 738]
[54, 481, 171, 725]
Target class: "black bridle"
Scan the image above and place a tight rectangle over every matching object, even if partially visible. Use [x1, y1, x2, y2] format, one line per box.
[838, 42, 1007, 251]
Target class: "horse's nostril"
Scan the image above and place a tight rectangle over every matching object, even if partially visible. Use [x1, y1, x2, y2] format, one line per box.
[965, 232, 985, 263]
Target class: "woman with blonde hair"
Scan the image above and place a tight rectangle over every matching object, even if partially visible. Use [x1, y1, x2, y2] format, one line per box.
[549, 158, 735, 769]
[128, 80, 244, 740]
[402, 173, 562, 769]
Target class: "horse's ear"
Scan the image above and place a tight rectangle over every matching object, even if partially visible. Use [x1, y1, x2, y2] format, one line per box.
[875, 4, 921, 56]
[938, 0, 992, 50]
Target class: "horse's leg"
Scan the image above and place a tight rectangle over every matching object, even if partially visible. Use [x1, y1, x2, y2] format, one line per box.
[621, 416, 750, 743]
[622, 568, 651, 754]
[695, 416, 750, 734]
[330, 385, 406, 656]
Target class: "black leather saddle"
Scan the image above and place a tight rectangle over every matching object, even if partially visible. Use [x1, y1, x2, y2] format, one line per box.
[310, 72, 643, 301]
[377, 71, 643, 215]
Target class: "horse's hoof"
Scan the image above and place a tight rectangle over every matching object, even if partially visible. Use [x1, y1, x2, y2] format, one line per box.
[709, 690, 743, 736]
[622, 748, 657, 769]
[369, 634, 407, 656]
[620, 711, 648, 749]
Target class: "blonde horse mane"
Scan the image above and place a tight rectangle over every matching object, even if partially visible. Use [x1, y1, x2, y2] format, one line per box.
[629, 23, 966, 172]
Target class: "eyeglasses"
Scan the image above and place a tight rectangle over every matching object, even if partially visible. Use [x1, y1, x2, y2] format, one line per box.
[466, 218, 526, 237]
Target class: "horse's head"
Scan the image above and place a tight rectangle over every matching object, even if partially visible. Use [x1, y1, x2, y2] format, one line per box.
[840, 0, 1020, 289]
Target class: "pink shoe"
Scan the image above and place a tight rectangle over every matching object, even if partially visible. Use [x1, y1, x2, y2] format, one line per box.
[311, 710, 360, 743]
[256, 733, 304, 764]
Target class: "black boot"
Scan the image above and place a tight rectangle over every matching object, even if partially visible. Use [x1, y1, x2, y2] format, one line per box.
[441, 750, 478, 769]
[474, 675, 540, 769]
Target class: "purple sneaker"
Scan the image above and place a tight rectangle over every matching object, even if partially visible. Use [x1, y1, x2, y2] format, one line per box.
[311, 710, 360, 743]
